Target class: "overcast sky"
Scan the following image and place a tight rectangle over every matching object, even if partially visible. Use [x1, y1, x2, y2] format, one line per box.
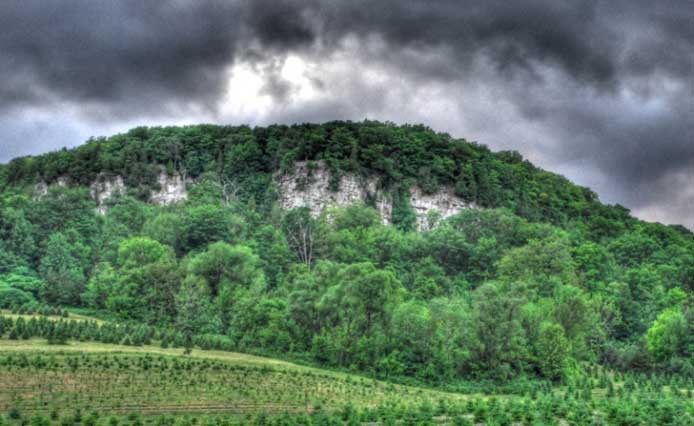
[1, 1, 693, 229]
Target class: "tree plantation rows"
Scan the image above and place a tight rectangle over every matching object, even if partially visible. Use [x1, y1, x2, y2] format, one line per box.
[0, 121, 692, 387]
[0, 314, 184, 348]
[0, 350, 692, 425]
[0, 352, 453, 415]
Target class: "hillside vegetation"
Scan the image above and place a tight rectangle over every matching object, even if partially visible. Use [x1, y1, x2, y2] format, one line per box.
[0, 340, 467, 415]
[0, 121, 692, 390]
[0, 327, 692, 425]
[0, 121, 653, 232]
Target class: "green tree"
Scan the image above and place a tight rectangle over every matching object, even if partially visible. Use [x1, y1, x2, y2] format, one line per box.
[405, 256, 452, 299]
[321, 262, 404, 332]
[472, 282, 528, 379]
[315, 262, 404, 367]
[106, 237, 179, 323]
[497, 235, 576, 297]
[391, 189, 417, 232]
[609, 230, 660, 268]
[390, 300, 433, 375]
[573, 241, 617, 292]
[282, 208, 319, 267]
[82, 262, 117, 309]
[646, 307, 687, 362]
[0, 208, 36, 267]
[176, 276, 216, 347]
[535, 322, 569, 381]
[553, 285, 593, 343]
[250, 225, 292, 289]
[105, 196, 152, 235]
[39, 232, 87, 305]
[287, 263, 336, 349]
[142, 212, 182, 249]
[185, 242, 265, 330]
[0, 268, 44, 299]
[180, 204, 245, 252]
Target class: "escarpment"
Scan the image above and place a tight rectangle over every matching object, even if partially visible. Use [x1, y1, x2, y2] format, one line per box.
[35, 161, 474, 225]
[277, 161, 474, 226]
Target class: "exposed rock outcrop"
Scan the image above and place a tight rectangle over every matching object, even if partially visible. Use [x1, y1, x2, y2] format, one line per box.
[277, 161, 391, 222]
[277, 161, 473, 226]
[149, 172, 188, 205]
[409, 186, 473, 227]
[34, 177, 68, 198]
[34, 162, 473, 225]
[90, 175, 126, 213]
[36, 170, 189, 213]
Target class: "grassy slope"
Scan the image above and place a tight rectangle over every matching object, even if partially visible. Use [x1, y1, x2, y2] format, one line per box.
[2, 313, 690, 420]
[0, 339, 473, 416]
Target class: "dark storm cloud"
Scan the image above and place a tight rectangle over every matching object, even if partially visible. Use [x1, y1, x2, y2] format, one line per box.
[0, 0, 619, 113]
[0, 1, 687, 110]
[516, 81, 694, 219]
[245, 0, 317, 50]
[0, 1, 244, 115]
[319, 0, 618, 86]
[299, 0, 694, 227]
[1, 0, 693, 227]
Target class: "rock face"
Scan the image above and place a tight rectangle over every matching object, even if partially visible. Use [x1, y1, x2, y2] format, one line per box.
[90, 175, 126, 213]
[277, 162, 391, 222]
[34, 181, 48, 198]
[35, 162, 473, 225]
[277, 161, 473, 226]
[34, 177, 68, 197]
[36, 170, 189, 212]
[149, 172, 188, 205]
[408, 186, 473, 228]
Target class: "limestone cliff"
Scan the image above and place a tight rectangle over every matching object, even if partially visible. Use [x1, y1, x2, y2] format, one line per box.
[36, 162, 474, 224]
[277, 161, 474, 226]
[149, 172, 188, 205]
[36, 170, 189, 211]
[90, 175, 125, 213]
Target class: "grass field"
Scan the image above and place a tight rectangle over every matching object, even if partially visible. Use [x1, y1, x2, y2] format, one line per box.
[0, 339, 471, 417]
[0, 338, 692, 425]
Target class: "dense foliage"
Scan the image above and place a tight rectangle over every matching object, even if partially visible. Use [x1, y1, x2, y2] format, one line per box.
[0, 121, 650, 234]
[0, 121, 692, 386]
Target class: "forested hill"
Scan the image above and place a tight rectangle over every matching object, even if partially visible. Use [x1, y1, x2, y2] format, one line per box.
[2, 121, 674, 236]
[0, 121, 692, 384]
